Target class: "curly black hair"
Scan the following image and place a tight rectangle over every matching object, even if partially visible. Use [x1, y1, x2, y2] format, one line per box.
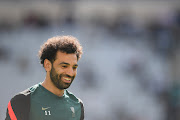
[38, 35, 83, 66]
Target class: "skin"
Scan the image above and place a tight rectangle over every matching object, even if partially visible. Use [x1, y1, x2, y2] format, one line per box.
[42, 51, 78, 97]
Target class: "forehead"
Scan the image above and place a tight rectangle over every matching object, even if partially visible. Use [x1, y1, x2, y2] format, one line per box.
[54, 51, 77, 64]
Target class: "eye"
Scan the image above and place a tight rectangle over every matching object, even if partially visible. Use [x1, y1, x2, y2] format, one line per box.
[73, 66, 78, 70]
[62, 65, 68, 68]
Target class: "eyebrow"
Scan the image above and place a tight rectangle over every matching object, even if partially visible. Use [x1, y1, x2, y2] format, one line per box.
[59, 62, 78, 66]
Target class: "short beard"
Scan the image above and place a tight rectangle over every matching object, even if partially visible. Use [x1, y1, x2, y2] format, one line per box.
[50, 66, 74, 90]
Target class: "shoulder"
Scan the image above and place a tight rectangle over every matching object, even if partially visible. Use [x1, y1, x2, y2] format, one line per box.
[7, 88, 34, 120]
[10, 83, 39, 103]
[65, 90, 83, 104]
[11, 88, 31, 103]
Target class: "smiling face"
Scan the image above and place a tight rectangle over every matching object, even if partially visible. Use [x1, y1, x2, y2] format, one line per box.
[49, 51, 78, 90]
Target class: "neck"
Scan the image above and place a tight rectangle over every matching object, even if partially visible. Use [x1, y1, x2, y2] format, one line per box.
[42, 75, 64, 97]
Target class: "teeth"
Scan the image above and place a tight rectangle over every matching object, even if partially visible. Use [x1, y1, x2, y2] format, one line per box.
[64, 77, 71, 81]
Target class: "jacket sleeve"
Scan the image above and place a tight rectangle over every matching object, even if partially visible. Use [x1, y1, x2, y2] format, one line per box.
[5, 100, 18, 120]
[79, 99, 84, 120]
[5, 108, 11, 120]
[5, 89, 31, 120]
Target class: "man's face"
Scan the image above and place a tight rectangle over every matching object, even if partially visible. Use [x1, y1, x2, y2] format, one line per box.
[50, 51, 78, 90]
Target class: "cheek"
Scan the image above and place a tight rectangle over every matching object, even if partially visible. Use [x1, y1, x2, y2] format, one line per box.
[55, 67, 64, 74]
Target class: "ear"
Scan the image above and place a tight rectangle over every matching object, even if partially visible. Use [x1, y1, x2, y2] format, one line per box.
[44, 59, 52, 72]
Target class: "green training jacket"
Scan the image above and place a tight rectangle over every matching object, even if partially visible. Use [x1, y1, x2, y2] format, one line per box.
[5, 84, 84, 120]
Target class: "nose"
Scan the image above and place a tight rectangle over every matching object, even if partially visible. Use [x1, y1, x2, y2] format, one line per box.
[66, 68, 75, 77]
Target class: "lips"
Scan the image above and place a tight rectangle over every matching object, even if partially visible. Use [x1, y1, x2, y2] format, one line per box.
[62, 77, 72, 83]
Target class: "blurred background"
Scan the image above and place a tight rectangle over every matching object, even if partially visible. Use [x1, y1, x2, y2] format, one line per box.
[0, 0, 180, 120]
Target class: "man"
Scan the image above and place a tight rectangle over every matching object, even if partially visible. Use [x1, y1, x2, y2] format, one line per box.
[5, 36, 84, 120]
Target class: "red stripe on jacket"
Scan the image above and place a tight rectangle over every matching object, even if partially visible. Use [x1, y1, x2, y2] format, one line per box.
[8, 101, 17, 120]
